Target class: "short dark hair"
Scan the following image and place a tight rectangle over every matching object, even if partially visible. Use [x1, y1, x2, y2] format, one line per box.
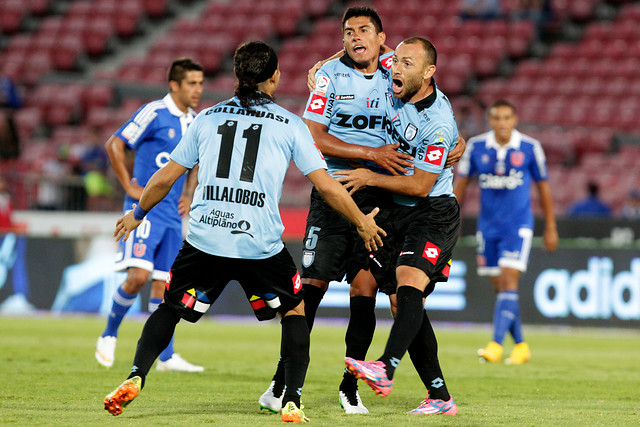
[233, 41, 279, 109]
[489, 99, 516, 114]
[401, 37, 437, 66]
[167, 58, 204, 83]
[588, 181, 600, 197]
[342, 6, 383, 33]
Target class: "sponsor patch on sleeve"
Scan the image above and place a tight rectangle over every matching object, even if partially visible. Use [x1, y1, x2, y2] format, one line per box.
[306, 93, 327, 114]
[315, 76, 330, 95]
[425, 146, 445, 166]
[121, 122, 139, 141]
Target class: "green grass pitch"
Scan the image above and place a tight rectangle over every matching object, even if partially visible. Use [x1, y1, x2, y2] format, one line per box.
[1, 314, 638, 426]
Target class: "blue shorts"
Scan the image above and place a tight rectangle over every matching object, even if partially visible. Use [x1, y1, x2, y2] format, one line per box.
[114, 215, 183, 281]
[476, 227, 533, 276]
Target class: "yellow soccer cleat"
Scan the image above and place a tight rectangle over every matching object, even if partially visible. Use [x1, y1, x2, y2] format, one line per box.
[104, 376, 142, 416]
[477, 341, 503, 363]
[281, 401, 309, 423]
[505, 342, 531, 365]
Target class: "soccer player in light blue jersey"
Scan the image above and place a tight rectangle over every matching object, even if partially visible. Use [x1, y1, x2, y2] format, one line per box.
[454, 99, 558, 364]
[338, 37, 461, 415]
[96, 59, 204, 372]
[103, 41, 385, 423]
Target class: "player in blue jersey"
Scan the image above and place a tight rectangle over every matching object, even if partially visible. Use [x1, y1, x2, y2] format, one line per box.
[453, 99, 558, 364]
[338, 37, 460, 415]
[103, 41, 385, 423]
[96, 58, 204, 372]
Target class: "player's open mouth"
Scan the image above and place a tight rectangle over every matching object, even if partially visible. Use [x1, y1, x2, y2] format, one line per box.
[392, 79, 403, 94]
[353, 45, 366, 54]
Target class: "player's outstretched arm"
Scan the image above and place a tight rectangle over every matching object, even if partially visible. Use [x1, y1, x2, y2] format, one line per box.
[105, 135, 144, 200]
[306, 120, 413, 175]
[444, 136, 466, 168]
[306, 168, 386, 251]
[114, 160, 188, 242]
[179, 164, 199, 217]
[336, 166, 438, 198]
[536, 180, 558, 252]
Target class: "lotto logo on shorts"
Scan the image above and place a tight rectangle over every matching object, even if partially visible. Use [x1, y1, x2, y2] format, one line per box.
[307, 94, 327, 114]
[292, 271, 302, 294]
[133, 243, 147, 257]
[422, 242, 440, 265]
[425, 146, 445, 166]
[165, 272, 172, 291]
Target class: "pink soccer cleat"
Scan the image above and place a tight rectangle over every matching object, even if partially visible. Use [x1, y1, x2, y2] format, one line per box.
[409, 395, 457, 415]
[344, 357, 394, 397]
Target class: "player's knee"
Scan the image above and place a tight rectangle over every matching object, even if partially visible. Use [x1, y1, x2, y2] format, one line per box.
[124, 269, 150, 292]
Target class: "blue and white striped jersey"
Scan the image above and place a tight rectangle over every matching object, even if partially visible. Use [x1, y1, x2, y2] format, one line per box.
[384, 82, 459, 206]
[171, 95, 327, 259]
[457, 129, 548, 237]
[114, 94, 195, 225]
[302, 53, 393, 176]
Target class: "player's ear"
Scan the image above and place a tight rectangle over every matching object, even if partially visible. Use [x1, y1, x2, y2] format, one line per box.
[378, 31, 386, 46]
[169, 79, 180, 93]
[424, 64, 436, 80]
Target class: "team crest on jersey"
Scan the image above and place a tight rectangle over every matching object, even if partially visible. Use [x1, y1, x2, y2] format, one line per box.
[307, 93, 327, 114]
[422, 242, 440, 265]
[302, 250, 315, 268]
[404, 124, 418, 141]
[425, 146, 445, 166]
[510, 151, 524, 167]
[181, 288, 211, 313]
[168, 128, 176, 139]
[315, 76, 330, 95]
[482, 154, 490, 164]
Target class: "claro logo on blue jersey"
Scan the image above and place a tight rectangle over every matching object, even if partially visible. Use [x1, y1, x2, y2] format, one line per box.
[479, 169, 524, 190]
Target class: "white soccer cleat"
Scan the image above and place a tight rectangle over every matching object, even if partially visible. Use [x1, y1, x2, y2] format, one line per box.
[339, 390, 369, 414]
[259, 381, 285, 413]
[95, 336, 117, 368]
[156, 353, 204, 372]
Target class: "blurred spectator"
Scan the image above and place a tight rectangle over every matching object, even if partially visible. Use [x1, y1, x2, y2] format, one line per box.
[460, 0, 503, 20]
[620, 190, 640, 219]
[0, 176, 13, 230]
[566, 181, 612, 217]
[0, 74, 22, 160]
[81, 128, 112, 211]
[35, 151, 67, 210]
[511, 0, 552, 40]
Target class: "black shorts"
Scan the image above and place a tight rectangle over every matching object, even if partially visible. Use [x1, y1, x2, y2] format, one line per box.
[301, 186, 394, 283]
[395, 196, 460, 286]
[164, 242, 303, 323]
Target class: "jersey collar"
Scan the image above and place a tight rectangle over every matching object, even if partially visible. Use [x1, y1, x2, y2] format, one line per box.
[414, 80, 437, 112]
[163, 93, 195, 118]
[486, 129, 522, 150]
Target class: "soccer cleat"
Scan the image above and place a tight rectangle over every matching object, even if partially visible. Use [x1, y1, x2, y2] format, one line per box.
[339, 389, 369, 414]
[281, 401, 309, 423]
[409, 395, 457, 415]
[259, 381, 285, 413]
[477, 341, 503, 363]
[104, 376, 142, 416]
[344, 357, 394, 397]
[95, 336, 117, 368]
[156, 353, 204, 372]
[505, 342, 531, 365]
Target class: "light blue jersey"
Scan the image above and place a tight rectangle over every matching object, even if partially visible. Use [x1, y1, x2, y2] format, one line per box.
[457, 129, 548, 238]
[171, 95, 327, 259]
[303, 53, 393, 176]
[384, 82, 459, 206]
[115, 94, 194, 225]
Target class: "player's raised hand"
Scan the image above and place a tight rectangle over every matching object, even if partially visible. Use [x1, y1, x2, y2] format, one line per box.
[444, 136, 466, 168]
[357, 207, 386, 252]
[114, 205, 143, 242]
[307, 61, 323, 92]
[370, 143, 413, 175]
